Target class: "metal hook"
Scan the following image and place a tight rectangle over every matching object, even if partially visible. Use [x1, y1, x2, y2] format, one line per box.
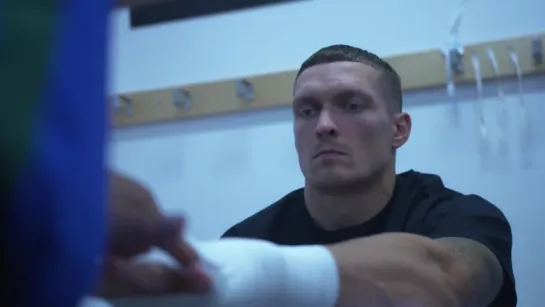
[172, 88, 192, 110]
[445, 0, 467, 75]
[235, 79, 254, 102]
[447, 46, 465, 75]
[113, 95, 133, 117]
[440, 0, 469, 127]
[442, 44, 463, 127]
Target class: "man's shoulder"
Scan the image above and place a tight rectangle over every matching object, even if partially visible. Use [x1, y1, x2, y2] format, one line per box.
[397, 169, 454, 198]
[221, 188, 305, 239]
[398, 169, 484, 205]
[396, 170, 504, 224]
[394, 170, 456, 214]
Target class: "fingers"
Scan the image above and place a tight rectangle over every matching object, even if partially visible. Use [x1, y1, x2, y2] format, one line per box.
[102, 258, 212, 298]
[160, 236, 200, 269]
[152, 216, 185, 246]
[97, 258, 148, 298]
[151, 216, 200, 268]
[155, 264, 212, 294]
[111, 214, 184, 258]
[104, 216, 213, 298]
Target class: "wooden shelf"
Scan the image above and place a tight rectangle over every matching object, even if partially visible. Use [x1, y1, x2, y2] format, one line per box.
[112, 33, 544, 128]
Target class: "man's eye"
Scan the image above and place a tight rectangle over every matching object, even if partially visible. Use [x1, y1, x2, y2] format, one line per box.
[299, 108, 316, 118]
[345, 101, 364, 112]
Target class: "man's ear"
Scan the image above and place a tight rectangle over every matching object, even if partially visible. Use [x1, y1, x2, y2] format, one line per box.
[392, 112, 411, 149]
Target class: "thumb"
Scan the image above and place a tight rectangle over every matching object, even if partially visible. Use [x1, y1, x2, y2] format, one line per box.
[151, 216, 185, 246]
[154, 217, 201, 267]
[110, 215, 183, 258]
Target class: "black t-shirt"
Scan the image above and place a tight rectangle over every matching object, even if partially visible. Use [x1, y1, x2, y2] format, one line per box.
[222, 170, 517, 307]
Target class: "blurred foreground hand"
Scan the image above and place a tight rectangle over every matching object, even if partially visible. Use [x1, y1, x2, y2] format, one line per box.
[95, 172, 212, 298]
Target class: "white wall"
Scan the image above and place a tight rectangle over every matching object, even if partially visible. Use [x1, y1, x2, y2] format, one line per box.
[108, 1, 545, 306]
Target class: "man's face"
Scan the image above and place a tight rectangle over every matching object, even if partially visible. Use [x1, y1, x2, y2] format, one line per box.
[293, 61, 409, 192]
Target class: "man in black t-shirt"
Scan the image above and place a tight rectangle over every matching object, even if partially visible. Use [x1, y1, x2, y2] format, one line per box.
[110, 45, 516, 307]
[219, 45, 517, 307]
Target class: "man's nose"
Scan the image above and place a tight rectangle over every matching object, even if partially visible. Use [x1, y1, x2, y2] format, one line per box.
[315, 110, 338, 139]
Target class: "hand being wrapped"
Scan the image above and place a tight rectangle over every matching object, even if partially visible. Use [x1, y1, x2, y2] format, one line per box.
[95, 172, 212, 298]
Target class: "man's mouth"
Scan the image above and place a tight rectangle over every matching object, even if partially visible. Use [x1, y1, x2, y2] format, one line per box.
[313, 150, 346, 159]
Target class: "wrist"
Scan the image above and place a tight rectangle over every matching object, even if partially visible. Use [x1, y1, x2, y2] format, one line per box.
[277, 245, 339, 307]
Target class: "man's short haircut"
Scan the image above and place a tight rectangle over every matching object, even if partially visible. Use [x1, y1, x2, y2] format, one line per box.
[296, 44, 402, 112]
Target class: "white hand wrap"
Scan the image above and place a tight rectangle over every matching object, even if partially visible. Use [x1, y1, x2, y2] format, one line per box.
[110, 238, 339, 307]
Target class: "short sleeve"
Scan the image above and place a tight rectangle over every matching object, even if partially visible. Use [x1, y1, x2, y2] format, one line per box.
[221, 225, 241, 238]
[423, 195, 516, 307]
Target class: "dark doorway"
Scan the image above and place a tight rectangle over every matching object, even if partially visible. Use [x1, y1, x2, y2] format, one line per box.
[130, 0, 309, 28]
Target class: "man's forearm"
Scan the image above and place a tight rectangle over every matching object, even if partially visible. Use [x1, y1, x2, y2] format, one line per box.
[102, 234, 501, 307]
[325, 233, 464, 307]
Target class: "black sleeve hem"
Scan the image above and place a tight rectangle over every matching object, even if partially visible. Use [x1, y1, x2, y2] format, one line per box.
[220, 225, 240, 238]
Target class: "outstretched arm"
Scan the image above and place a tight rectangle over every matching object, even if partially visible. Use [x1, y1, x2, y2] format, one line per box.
[107, 196, 514, 307]
[324, 233, 503, 307]
[435, 237, 505, 306]
[108, 232, 507, 307]
[286, 196, 513, 307]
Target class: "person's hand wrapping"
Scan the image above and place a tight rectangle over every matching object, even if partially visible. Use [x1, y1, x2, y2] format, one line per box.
[94, 172, 212, 298]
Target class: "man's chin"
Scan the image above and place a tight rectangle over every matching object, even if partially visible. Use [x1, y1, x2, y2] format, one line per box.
[309, 174, 361, 195]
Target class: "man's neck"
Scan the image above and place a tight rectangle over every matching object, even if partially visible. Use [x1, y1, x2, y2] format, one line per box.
[304, 170, 396, 231]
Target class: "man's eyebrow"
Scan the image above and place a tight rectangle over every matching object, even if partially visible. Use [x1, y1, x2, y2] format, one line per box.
[293, 94, 318, 105]
[332, 88, 374, 101]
